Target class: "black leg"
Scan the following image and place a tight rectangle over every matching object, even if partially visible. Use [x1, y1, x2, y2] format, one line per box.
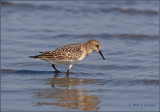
[52, 64, 60, 73]
[66, 69, 69, 77]
[66, 69, 69, 74]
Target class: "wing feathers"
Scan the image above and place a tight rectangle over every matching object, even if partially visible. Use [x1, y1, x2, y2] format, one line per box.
[29, 43, 83, 61]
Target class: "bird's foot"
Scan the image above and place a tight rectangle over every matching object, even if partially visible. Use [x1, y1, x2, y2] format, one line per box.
[55, 70, 60, 73]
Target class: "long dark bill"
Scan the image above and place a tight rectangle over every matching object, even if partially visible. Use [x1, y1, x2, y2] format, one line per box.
[98, 50, 105, 60]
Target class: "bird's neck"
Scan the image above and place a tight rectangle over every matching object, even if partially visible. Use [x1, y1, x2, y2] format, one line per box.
[84, 43, 92, 56]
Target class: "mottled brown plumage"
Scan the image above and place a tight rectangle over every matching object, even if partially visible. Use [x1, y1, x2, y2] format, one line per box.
[29, 39, 105, 74]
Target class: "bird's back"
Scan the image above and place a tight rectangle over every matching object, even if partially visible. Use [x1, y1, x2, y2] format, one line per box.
[29, 43, 85, 62]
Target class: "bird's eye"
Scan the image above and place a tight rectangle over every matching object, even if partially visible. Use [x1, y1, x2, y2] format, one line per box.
[96, 45, 99, 48]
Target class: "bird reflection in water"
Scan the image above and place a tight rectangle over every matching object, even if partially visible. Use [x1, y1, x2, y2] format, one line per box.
[34, 74, 100, 111]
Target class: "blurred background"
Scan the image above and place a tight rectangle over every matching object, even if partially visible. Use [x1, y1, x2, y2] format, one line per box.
[1, 1, 159, 111]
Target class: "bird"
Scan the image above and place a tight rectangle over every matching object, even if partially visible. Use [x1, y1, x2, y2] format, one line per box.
[29, 39, 105, 74]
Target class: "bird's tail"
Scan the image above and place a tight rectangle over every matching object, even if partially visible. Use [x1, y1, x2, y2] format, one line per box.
[28, 55, 42, 59]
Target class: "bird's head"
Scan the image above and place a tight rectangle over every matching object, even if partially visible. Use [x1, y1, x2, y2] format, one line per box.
[87, 39, 105, 60]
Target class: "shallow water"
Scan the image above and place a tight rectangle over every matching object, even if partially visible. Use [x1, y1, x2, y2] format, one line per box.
[1, 1, 159, 111]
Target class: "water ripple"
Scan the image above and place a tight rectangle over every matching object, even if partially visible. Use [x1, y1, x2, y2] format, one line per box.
[98, 7, 158, 15]
[103, 79, 159, 86]
[2, 2, 158, 16]
[1, 69, 159, 86]
[1, 69, 53, 74]
[53, 33, 159, 40]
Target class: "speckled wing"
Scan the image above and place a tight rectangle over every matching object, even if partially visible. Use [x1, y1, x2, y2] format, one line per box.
[40, 43, 84, 61]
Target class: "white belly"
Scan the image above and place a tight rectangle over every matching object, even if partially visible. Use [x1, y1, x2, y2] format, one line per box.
[45, 59, 77, 66]
[42, 52, 86, 66]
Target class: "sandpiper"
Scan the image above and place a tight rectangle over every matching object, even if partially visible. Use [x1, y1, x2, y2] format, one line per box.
[29, 39, 105, 74]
